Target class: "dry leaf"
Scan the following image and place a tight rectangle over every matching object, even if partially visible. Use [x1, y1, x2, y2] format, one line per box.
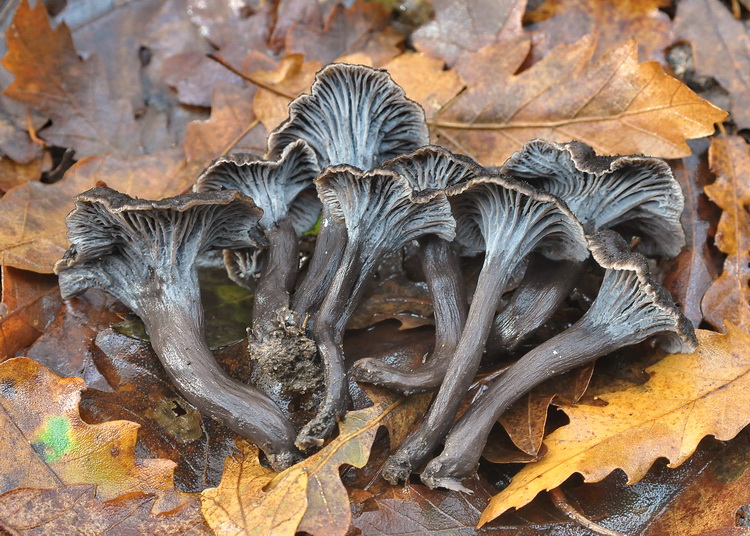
[286, 1, 402, 66]
[0, 115, 40, 164]
[385, 53, 465, 117]
[0, 357, 189, 514]
[701, 136, 750, 331]
[2, 0, 141, 157]
[0, 154, 48, 193]
[480, 327, 750, 525]
[525, 0, 672, 64]
[201, 441, 308, 536]
[674, 0, 750, 130]
[430, 36, 726, 165]
[0, 266, 60, 361]
[0, 485, 211, 535]
[0, 148, 191, 273]
[411, 0, 526, 67]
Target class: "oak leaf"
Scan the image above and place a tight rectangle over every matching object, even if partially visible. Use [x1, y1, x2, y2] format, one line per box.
[0, 485, 210, 535]
[0, 148, 192, 273]
[0, 266, 60, 361]
[0, 357, 189, 514]
[480, 327, 750, 525]
[674, 0, 750, 130]
[429, 36, 726, 165]
[385, 53, 465, 117]
[2, 0, 141, 158]
[701, 136, 750, 330]
[525, 0, 671, 64]
[348, 272, 435, 331]
[411, 0, 526, 67]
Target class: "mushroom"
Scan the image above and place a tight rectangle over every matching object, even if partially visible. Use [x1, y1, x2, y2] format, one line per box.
[295, 165, 455, 449]
[267, 63, 430, 323]
[54, 187, 301, 470]
[420, 230, 698, 490]
[194, 139, 320, 342]
[351, 146, 485, 394]
[485, 139, 686, 355]
[381, 175, 589, 484]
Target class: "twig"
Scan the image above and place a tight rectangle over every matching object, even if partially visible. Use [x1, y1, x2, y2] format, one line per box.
[207, 54, 298, 100]
[549, 486, 626, 536]
[220, 119, 260, 155]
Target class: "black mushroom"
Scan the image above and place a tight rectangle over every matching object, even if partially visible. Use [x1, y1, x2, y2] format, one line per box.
[53, 187, 300, 470]
[421, 230, 698, 490]
[485, 139, 686, 355]
[267, 63, 430, 323]
[381, 175, 589, 484]
[350, 146, 486, 394]
[295, 166, 455, 449]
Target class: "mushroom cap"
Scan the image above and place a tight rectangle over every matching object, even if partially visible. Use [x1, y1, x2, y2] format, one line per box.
[380, 145, 486, 200]
[585, 229, 697, 353]
[195, 139, 321, 235]
[267, 63, 429, 171]
[502, 139, 686, 258]
[315, 165, 455, 254]
[54, 186, 266, 312]
[448, 174, 589, 263]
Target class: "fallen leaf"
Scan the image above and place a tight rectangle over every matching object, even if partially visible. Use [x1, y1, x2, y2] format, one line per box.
[348, 272, 435, 331]
[429, 36, 726, 165]
[480, 327, 750, 526]
[0, 153, 48, 193]
[2, 0, 141, 157]
[0, 266, 60, 361]
[674, 0, 750, 130]
[663, 140, 721, 328]
[0, 357, 188, 514]
[183, 82, 267, 165]
[286, 1, 402, 66]
[0, 148, 192, 273]
[525, 0, 672, 64]
[411, 0, 526, 67]
[701, 136, 750, 331]
[0, 114, 40, 164]
[201, 441, 308, 536]
[0, 484, 211, 535]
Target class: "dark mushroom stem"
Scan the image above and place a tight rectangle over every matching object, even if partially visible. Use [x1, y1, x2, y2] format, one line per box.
[381, 176, 589, 484]
[295, 166, 456, 449]
[54, 187, 301, 470]
[267, 63, 429, 326]
[484, 139, 687, 356]
[421, 230, 698, 490]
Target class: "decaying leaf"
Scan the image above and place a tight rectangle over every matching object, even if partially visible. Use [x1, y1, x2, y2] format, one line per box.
[411, 0, 526, 67]
[480, 327, 750, 525]
[0, 266, 60, 361]
[349, 272, 435, 331]
[0, 485, 211, 535]
[701, 135, 750, 331]
[429, 36, 726, 165]
[3, 0, 141, 158]
[201, 441, 308, 536]
[674, 0, 750, 130]
[0, 357, 188, 514]
[525, 0, 672, 64]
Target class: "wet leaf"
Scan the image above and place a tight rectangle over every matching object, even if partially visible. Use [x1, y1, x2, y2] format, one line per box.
[3, 0, 141, 157]
[430, 36, 726, 165]
[701, 136, 750, 331]
[201, 441, 308, 536]
[525, 0, 671, 64]
[0, 357, 189, 514]
[674, 0, 750, 130]
[411, 0, 526, 67]
[481, 327, 750, 525]
[349, 272, 434, 331]
[0, 484, 211, 535]
[0, 266, 60, 361]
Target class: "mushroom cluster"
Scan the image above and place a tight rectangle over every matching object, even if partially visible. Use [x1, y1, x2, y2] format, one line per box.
[55, 63, 698, 487]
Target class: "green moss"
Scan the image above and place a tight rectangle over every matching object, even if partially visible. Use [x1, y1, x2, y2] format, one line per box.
[34, 416, 73, 463]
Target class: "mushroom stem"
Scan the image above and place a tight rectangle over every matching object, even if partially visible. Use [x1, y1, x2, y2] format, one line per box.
[381, 253, 512, 483]
[144, 281, 300, 471]
[290, 210, 347, 325]
[351, 236, 468, 394]
[485, 255, 584, 355]
[250, 217, 300, 339]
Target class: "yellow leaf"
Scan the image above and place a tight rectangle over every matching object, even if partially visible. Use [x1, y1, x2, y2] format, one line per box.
[480, 327, 750, 526]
